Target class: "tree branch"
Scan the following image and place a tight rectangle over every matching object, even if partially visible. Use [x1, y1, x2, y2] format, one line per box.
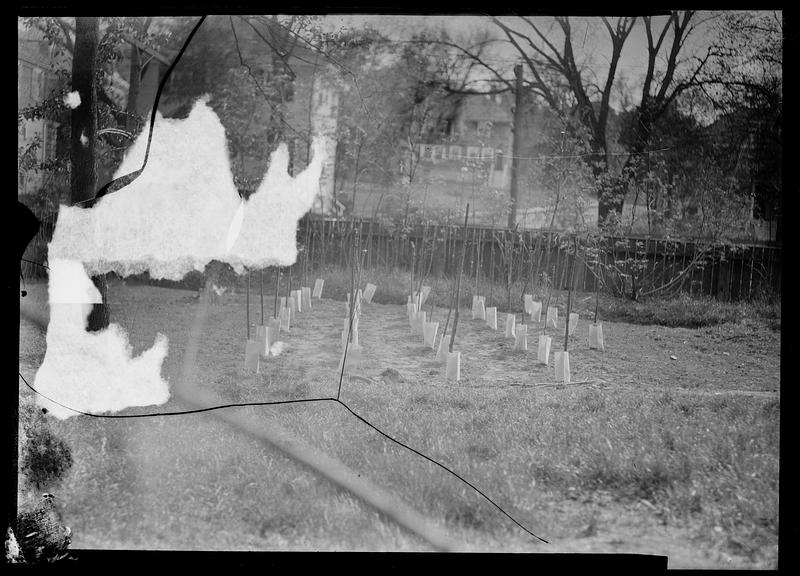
[598, 17, 635, 136]
[394, 38, 515, 92]
[655, 11, 695, 104]
[519, 15, 566, 65]
[496, 16, 563, 72]
[51, 17, 75, 53]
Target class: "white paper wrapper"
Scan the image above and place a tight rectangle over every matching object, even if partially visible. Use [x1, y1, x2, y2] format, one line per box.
[538, 335, 552, 365]
[589, 323, 605, 351]
[423, 321, 439, 349]
[546, 306, 558, 329]
[530, 301, 542, 323]
[568, 312, 579, 335]
[446, 350, 461, 381]
[514, 324, 528, 351]
[555, 351, 571, 384]
[485, 307, 497, 330]
[363, 283, 376, 303]
[505, 314, 516, 338]
[313, 278, 324, 298]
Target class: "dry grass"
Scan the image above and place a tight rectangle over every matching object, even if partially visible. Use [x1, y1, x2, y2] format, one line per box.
[303, 264, 781, 331]
[17, 279, 779, 566]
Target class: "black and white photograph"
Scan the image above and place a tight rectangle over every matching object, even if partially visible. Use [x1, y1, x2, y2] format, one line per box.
[14, 8, 782, 570]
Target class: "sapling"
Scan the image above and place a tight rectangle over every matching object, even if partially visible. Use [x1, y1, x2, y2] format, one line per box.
[274, 267, 281, 319]
[542, 243, 558, 337]
[553, 236, 562, 294]
[437, 260, 459, 356]
[473, 226, 480, 298]
[350, 233, 357, 325]
[489, 230, 496, 308]
[436, 222, 457, 352]
[505, 227, 516, 311]
[542, 274, 552, 337]
[303, 213, 315, 287]
[429, 273, 439, 321]
[425, 227, 440, 320]
[519, 232, 532, 326]
[593, 239, 601, 324]
[437, 214, 465, 354]
[410, 240, 416, 309]
[260, 269, 265, 325]
[337, 233, 362, 396]
[564, 287, 572, 351]
[449, 204, 471, 354]
[564, 237, 579, 352]
[355, 235, 367, 319]
[415, 225, 428, 311]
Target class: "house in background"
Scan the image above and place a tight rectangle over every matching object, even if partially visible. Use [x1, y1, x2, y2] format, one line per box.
[413, 92, 515, 192]
[17, 23, 62, 196]
[18, 17, 342, 216]
[388, 91, 569, 226]
[354, 91, 518, 224]
[150, 15, 342, 216]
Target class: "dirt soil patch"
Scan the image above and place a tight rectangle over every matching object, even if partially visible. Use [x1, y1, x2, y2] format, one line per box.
[18, 281, 780, 568]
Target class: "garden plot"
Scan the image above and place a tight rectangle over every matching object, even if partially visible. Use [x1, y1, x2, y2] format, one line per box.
[18, 280, 779, 567]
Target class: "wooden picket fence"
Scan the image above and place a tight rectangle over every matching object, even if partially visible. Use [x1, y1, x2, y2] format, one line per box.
[21, 216, 780, 302]
[297, 218, 781, 302]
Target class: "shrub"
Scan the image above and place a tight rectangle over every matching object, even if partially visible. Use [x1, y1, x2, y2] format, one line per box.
[19, 403, 73, 492]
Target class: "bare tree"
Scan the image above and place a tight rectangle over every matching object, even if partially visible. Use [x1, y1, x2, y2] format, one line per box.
[419, 13, 719, 225]
[70, 17, 109, 330]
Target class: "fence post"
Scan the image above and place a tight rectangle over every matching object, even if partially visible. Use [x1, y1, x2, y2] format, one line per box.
[716, 247, 731, 302]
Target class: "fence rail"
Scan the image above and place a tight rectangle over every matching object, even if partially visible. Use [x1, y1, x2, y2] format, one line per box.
[21, 217, 781, 302]
[297, 218, 781, 302]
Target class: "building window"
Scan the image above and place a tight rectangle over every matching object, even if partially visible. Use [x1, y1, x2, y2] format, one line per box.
[449, 145, 462, 160]
[494, 150, 504, 171]
[492, 122, 510, 139]
[32, 68, 43, 100]
[19, 64, 32, 102]
[466, 146, 480, 159]
[481, 147, 494, 161]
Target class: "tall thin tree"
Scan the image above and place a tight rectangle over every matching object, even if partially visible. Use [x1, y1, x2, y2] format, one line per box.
[71, 16, 109, 331]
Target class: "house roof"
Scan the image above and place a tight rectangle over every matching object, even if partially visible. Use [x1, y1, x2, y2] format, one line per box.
[459, 92, 513, 123]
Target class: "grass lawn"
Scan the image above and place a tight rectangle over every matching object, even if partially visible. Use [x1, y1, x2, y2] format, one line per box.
[17, 277, 779, 568]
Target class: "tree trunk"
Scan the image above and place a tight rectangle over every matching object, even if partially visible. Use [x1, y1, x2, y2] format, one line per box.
[597, 174, 626, 226]
[71, 17, 109, 331]
[599, 106, 656, 226]
[126, 45, 141, 127]
[508, 64, 524, 228]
